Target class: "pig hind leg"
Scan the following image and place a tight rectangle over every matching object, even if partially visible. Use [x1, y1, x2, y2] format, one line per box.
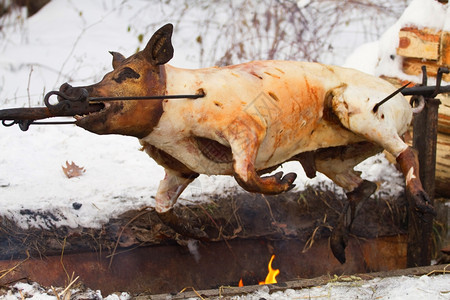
[314, 143, 381, 222]
[312, 142, 380, 263]
[330, 88, 435, 217]
[396, 147, 435, 216]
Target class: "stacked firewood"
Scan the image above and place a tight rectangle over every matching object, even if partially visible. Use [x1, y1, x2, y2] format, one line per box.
[394, 25, 450, 197]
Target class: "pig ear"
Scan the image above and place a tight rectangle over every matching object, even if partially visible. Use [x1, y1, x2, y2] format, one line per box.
[143, 23, 174, 65]
[109, 51, 126, 69]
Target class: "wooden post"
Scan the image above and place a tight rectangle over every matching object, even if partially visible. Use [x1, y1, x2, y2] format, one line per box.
[407, 97, 440, 267]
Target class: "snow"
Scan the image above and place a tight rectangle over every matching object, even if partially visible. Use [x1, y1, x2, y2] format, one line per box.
[2, 274, 449, 299]
[445, 7, 450, 32]
[0, 281, 123, 299]
[400, 0, 448, 31]
[345, 0, 449, 82]
[230, 274, 450, 300]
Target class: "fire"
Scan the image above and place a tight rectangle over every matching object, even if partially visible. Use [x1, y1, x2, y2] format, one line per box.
[259, 254, 280, 285]
[238, 254, 280, 287]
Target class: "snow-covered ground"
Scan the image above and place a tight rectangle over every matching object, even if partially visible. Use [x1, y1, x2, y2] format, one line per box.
[2, 273, 450, 299]
[1, 0, 450, 298]
[234, 274, 450, 300]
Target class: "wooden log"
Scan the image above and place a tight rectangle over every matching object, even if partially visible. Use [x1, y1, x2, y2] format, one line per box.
[440, 31, 450, 67]
[397, 27, 440, 61]
[402, 57, 450, 82]
[396, 26, 450, 81]
[438, 93, 450, 134]
[436, 131, 450, 197]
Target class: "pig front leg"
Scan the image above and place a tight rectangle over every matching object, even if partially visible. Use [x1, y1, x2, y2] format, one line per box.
[155, 169, 209, 241]
[227, 118, 297, 194]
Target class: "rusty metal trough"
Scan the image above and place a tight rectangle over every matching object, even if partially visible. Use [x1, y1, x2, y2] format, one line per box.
[0, 235, 408, 295]
[0, 190, 411, 295]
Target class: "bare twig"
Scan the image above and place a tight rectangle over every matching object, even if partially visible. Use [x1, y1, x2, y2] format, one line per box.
[26, 66, 33, 107]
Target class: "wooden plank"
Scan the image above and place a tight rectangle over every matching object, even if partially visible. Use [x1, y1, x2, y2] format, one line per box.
[438, 100, 450, 134]
[436, 131, 450, 197]
[402, 57, 450, 82]
[440, 31, 450, 67]
[437, 92, 450, 134]
[397, 27, 440, 60]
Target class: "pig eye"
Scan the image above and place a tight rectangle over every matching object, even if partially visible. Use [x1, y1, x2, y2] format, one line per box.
[113, 67, 140, 83]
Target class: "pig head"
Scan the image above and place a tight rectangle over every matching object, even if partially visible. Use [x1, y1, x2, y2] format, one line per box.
[61, 24, 435, 263]
[61, 24, 173, 138]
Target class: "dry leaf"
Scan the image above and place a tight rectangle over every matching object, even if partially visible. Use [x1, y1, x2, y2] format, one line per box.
[62, 161, 85, 178]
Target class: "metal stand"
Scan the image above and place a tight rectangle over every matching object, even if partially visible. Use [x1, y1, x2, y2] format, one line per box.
[406, 67, 447, 267]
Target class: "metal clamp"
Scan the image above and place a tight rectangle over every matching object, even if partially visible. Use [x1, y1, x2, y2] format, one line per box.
[44, 88, 90, 116]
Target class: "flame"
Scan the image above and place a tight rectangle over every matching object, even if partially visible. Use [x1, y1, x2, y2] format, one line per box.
[258, 255, 280, 285]
[237, 255, 280, 287]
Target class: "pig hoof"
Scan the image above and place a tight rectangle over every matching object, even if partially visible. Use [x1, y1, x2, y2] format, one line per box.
[330, 222, 348, 264]
[347, 180, 377, 203]
[236, 171, 297, 194]
[273, 171, 283, 181]
[268, 171, 297, 192]
[412, 191, 436, 218]
[346, 180, 377, 227]
[157, 209, 209, 242]
[262, 171, 296, 192]
[286, 183, 296, 192]
[282, 172, 297, 190]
